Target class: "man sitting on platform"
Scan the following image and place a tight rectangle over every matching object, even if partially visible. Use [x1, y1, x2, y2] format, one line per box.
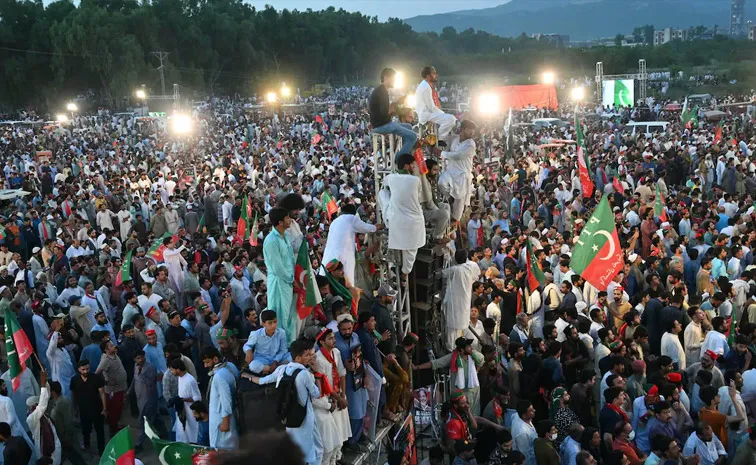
[369, 68, 418, 158]
[415, 66, 457, 146]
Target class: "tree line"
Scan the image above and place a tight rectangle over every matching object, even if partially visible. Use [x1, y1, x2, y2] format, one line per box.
[1, 0, 755, 110]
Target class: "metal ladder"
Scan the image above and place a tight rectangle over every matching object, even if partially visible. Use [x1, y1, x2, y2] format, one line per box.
[371, 133, 412, 340]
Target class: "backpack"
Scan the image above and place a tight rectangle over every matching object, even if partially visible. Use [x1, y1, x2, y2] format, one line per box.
[276, 368, 308, 428]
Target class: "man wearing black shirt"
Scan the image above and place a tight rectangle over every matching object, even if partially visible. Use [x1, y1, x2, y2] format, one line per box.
[0, 421, 32, 465]
[165, 310, 194, 358]
[69, 360, 106, 454]
[369, 68, 418, 158]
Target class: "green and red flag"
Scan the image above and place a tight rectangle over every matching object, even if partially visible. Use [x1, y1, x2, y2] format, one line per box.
[525, 239, 547, 292]
[714, 121, 724, 145]
[115, 249, 133, 286]
[5, 310, 33, 391]
[321, 191, 338, 220]
[294, 241, 322, 320]
[654, 184, 668, 222]
[0, 225, 5, 241]
[196, 213, 205, 234]
[236, 196, 250, 243]
[147, 232, 174, 263]
[249, 212, 259, 247]
[574, 111, 594, 198]
[569, 196, 623, 291]
[99, 423, 134, 465]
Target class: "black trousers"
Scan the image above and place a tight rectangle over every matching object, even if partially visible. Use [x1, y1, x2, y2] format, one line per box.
[80, 411, 105, 454]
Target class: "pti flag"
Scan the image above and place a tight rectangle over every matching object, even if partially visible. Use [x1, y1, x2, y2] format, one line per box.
[115, 249, 133, 286]
[5, 310, 33, 391]
[575, 112, 594, 198]
[321, 191, 338, 220]
[714, 121, 724, 145]
[147, 233, 175, 263]
[294, 240, 322, 319]
[249, 212, 259, 246]
[569, 197, 623, 291]
[654, 184, 668, 222]
[236, 195, 250, 243]
[99, 426, 134, 465]
[525, 239, 546, 292]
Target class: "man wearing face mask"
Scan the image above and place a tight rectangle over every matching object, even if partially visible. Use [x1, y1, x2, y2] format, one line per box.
[612, 421, 646, 465]
[533, 420, 560, 465]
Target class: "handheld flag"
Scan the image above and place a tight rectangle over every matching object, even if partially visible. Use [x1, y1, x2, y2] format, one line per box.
[654, 184, 668, 222]
[525, 239, 547, 292]
[115, 249, 133, 286]
[714, 121, 723, 145]
[5, 310, 33, 391]
[144, 419, 213, 465]
[321, 191, 338, 220]
[146, 232, 174, 263]
[196, 213, 205, 234]
[249, 212, 259, 246]
[99, 426, 134, 465]
[236, 196, 249, 243]
[570, 197, 623, 291]
[574, 110, 594, 198]
[294, 241, 323, 319]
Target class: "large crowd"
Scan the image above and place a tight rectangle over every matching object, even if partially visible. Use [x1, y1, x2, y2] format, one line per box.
[0, 64, 754, 465]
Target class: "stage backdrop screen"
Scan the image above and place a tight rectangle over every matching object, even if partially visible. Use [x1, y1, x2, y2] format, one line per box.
[602, 79, 635, 107]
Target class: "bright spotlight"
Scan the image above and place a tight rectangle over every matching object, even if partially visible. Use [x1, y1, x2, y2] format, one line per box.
[542, 72, 555, 85]
[571, 87, 585, 102]
[135, 89, 147, 100]
[171, 114, 193, 134]
[395, 71, 405, 89]
[266, 92, 278, 103]
[281, 85, 291, 97]
[406, 94, 417, 108]
[478, 93, 500, 115]
[66, 103, 78, 112]
[55, 114, 69, 123]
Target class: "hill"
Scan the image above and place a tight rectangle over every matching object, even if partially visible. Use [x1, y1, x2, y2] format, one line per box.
[404, 0, 738, 42]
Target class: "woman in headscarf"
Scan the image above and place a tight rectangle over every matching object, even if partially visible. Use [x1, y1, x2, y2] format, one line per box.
[550, 386, 579, 450]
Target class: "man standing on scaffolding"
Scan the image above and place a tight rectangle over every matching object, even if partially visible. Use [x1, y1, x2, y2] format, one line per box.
[369, 68, 418, 158]
[438, 120, 477, 230]
[415, 66, 457, 146]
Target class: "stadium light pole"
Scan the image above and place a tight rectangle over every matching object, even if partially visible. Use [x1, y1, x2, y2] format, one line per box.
[266, 92, 278, 104]
[571, 87, 585, 102]
[281, 83, 291, 100]
[66, 102, 78, 119]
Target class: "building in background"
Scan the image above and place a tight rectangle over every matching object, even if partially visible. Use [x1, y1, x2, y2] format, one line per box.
[731, 0, 746, 37]
[653, 28, 688, 46]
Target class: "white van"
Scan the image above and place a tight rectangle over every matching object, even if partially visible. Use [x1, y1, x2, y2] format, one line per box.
[623, 121, 669, 138]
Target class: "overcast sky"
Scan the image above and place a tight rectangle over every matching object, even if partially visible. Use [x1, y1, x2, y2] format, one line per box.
[246, 0, 506, 20]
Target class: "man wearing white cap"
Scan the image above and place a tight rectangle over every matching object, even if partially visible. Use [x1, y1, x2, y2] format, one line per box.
[26, 370, 61, 465]
[28, 248, 43, 277]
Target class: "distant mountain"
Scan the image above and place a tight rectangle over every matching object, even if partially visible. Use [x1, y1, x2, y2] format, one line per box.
[404, 0, 741, 42]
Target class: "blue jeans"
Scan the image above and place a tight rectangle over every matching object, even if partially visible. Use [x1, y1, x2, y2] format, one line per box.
[372, 122, 418, 156]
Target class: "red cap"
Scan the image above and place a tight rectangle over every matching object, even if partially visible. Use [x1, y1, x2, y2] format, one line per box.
[647, 385, 659, 397]
[145, 329, 156, 337]
[146, 307, 157, 318]
[666, 372, 682, 383]
[184, 306, 196, 315]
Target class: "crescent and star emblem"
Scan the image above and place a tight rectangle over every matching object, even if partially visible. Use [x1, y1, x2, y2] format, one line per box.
[594, 230, 616, 261]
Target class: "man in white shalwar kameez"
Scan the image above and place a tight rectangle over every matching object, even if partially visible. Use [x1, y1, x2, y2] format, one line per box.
[250, 340, 323, 465]
[380, 154, 427, 279]
[117, 206, 133, 242]
[322, 203, 378, 286]
[171, 360, 201, 444]
[0, 369, 39, 433]
[315, 328, 351, 465]
[443, 250, 482, 351]
[0, 377, 36, 465]
[438, 120, 477, 226]
[414, 66, 457, 143]
[46, 319, 75, 398]
[162, 238, 187, 307]
[26, 371, 61, 465]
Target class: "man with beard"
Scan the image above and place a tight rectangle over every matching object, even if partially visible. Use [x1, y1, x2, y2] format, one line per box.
[216, 329, 244, 370]
[686, 350, 725, 395]
[201, 347, 240, 449]
[333, 315, 368, 451]
[415, 66, 456, 145]
[560, 325, 589, 386]
[70, 360, 106, 455]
